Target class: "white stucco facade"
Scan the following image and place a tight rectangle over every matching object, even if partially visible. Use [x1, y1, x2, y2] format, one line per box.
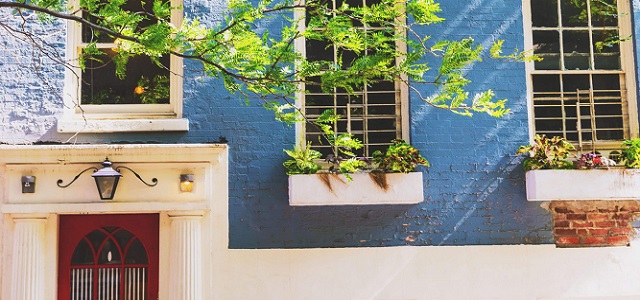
[0, 144, 227, 300]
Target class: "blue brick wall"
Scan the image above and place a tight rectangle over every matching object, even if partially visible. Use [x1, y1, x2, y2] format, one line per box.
[5, 0, 640, 247]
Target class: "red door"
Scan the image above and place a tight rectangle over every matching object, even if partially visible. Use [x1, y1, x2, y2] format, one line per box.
[58, 214, 159, 300]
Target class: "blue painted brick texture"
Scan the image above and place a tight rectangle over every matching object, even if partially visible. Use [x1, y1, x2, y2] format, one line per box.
[7, 0, 640, 248]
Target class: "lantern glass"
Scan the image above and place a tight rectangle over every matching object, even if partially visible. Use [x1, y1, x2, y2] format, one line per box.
[95, 176, 120, 200]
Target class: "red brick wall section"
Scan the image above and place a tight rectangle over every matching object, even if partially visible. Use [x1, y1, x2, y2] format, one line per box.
[550, 201, 640, 248]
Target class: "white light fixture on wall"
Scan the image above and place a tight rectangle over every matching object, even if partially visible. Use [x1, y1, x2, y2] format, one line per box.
[57, 157, 158, 200]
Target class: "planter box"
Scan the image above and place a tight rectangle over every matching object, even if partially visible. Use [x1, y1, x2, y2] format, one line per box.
[526, 169, 640, 201]
[288, 172, 424, 206]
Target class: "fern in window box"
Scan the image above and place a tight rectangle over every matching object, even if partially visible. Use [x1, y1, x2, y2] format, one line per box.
[283, 142, 322, 175]
[285, 110, 428, 192]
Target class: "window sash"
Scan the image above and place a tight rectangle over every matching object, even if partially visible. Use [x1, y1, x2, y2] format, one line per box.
[295, 0, 408, 157]
[65, 0, 183, 117]
[523, 0, 638, 149]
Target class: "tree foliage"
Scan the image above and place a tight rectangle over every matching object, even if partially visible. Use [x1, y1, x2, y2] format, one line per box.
[0, 0, 534, 121]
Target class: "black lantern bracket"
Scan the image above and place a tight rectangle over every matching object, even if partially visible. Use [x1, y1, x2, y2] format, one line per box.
[57, 157, 158, 200]
[113, 166, 158, 187]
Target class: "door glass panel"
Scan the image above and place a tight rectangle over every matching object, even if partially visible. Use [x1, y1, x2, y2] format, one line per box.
[69, 227, 150, 299]
[71, 239, 94, 265]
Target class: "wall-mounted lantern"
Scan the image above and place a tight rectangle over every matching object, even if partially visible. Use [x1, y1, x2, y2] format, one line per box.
[57, 157, 158, 200]
[21, 176, 36, 193]
[180, 174, 194, 192]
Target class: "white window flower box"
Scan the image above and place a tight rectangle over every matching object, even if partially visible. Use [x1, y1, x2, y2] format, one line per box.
[525, 169, 640, 201]
[288, 172, 424, 206]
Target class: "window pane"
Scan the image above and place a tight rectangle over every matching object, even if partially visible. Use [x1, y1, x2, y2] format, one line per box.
[563, 30, 590, 70]
[368, 105, 395, 115]
[531, 0, 558, 27]
[82, 0, 165, 43]
[535, 119, 563, 131]
[533, 30, 560, 70]
[592, 74, 620, 90]
[533, 31, 560, 53]
[306, 76, 324, 93]
[532, 74, 561, 93]
[561, 0, 588, 27]
[367, 118, 395, 130]
[306, 95, 334, 108]
[306, 40, 334, 62]
[336, 0, 363, 8]
[81, 49, 170, 105]
[368, 92, 396, 104]
[341, 50, 358, 68]
[367, 131, 396, 145]
[596, 129, 623, 140]
[534, 105, 562, 118]
[350, 106, 364, 117]
[562, 74, 590, 92]
[351, 120, 363, 130]
[369, 80, 395, 92]
[593, 30, 621, 70]
[591, 0, 617, 26]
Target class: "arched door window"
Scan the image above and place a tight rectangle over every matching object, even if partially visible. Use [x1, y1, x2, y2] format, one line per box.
[70, 227, 149, 299]
[59, 214, 159, 300]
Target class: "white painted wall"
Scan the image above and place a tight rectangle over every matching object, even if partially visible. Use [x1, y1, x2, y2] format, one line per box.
[211, 244, 640, 300]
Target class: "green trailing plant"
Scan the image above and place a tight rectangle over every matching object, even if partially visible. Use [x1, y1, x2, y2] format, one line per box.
[283, 142, 322, 175]
[621, 138, 640, 168]
[516, 134, 575, 171]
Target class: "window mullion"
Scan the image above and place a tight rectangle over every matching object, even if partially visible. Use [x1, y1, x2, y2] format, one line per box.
[586, 0, 595, 71]
[557, 0, 565, 71]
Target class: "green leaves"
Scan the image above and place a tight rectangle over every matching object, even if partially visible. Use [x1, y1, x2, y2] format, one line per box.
[372, 139, 429, 173]
[283, 142, 322, 175]
[516, 135, 576, 171]
[314, 109, 363, 159]
[621, 138, 640, 168]
[12, 0, 533, 121]
[407, 0, 445, 25]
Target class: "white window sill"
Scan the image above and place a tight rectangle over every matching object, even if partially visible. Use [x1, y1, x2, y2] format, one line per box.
[288, 172, 424, 206]
[57, 118, 189, 133]
[525, 169, 640, 201]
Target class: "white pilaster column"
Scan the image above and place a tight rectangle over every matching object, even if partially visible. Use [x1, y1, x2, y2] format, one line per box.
[11, 217, 47, 300]
[169, 213, 203, 300]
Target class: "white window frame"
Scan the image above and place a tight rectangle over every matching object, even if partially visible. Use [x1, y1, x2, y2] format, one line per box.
[293, 0, 409, 156]
[58, 0, 188, 133]
[522, 0, 638, 150]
